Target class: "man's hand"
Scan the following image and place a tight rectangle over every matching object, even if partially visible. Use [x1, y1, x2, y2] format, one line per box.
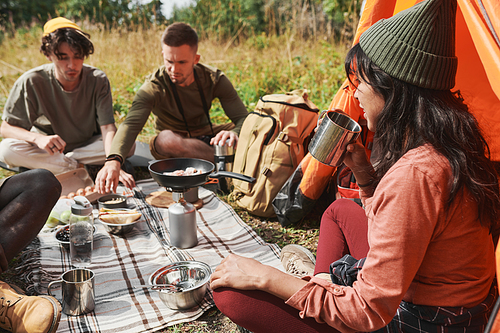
[118, 169, 136, 190]
[95, 160, 122, 194]
[210, 131, 238, 148]
[34, 134, 66, 155]
[1, 121, 66, 154]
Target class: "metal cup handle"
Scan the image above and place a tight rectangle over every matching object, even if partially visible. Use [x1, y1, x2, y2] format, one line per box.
[317, 110, 328, 127]
[47, 279, 62, 298]
[317, 109, 347, 128]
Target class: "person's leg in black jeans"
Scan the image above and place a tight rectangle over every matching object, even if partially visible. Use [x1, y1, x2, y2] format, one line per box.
[0, 169, 63, 333]
[0, 169, 62, 265]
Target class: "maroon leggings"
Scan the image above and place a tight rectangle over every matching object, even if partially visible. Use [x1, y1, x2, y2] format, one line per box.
[213, 199, 370, 332]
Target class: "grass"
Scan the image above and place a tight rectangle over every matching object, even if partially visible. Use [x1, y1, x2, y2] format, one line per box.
[0, 23, 348, 332]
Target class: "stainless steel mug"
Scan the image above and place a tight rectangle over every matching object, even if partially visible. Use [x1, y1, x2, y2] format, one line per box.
[214, 139, 235, 193]
[308, 110, 361, 167]
[48, 268, 95, 316]
[214, 139, 235, 172]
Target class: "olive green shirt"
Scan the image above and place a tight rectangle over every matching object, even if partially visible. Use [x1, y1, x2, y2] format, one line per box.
[2, 64, 114, 152]
[110, 63, 248, 159]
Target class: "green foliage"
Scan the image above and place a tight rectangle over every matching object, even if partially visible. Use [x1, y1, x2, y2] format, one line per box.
[171, 0, 360, 42]
[0, 0, 167, 30]
[59, 0, 166, 26]
[1, 0, 361, 44]
[171, 0, 265, 41]
[0, 0, 59, 31]
[323, 0, 361, 22]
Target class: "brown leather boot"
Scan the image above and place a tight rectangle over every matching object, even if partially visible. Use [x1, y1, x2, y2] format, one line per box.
[0, 281, 61, 333]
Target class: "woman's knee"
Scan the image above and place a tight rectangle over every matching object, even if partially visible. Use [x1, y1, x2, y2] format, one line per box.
[322, 199, 361, 222]
[213, 288, 243, 319]
[15, 169, 62, 201]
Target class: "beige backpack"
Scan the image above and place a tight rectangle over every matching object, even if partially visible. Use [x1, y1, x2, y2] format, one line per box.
[231, 90, 319, 217]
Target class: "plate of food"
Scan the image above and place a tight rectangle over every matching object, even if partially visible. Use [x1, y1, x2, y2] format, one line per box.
[98, 208, 143, 236]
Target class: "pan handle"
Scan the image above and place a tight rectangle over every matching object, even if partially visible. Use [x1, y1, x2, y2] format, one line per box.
[210, 171, 256, 183]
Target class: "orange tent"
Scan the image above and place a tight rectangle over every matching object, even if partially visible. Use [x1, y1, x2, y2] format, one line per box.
[330, 0, 500, 161]
[274, 0, 500, 225]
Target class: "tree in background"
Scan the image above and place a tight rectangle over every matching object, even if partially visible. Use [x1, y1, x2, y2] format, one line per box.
[171, 0, 361, 43]
[0, 0, 60, 30]
[0, 0, 166, 31]
[61, 0, 166, 26]
[0, 0, 360, 43]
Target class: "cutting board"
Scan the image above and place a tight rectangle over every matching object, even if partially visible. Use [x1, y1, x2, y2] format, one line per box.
[145, 191, 203, 209]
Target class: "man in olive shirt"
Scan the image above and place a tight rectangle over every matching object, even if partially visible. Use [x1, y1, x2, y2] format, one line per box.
[96, 22, 248, 193]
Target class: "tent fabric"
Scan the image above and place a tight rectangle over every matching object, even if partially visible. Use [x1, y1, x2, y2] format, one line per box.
[330, 0, 500, 161]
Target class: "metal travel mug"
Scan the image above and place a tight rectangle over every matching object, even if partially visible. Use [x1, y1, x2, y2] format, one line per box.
[214, 139, 235, 172]
[214, 139, 235, 193]
[168, 199, 198, 248]
[48, 268, 95, 316]
[308, 110, 361, 167]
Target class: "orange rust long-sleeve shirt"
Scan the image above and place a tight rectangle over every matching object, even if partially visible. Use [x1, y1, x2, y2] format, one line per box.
[286, 144, 495, 332]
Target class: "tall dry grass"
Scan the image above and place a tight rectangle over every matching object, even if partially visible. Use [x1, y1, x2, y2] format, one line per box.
[0, 24, 349, 143]
[0, 23, 348, 330]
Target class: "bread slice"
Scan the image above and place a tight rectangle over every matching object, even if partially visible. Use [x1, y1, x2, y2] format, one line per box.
[99, 209, 141, 224]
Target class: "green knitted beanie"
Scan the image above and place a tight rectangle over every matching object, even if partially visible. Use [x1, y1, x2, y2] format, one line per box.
[359, 0, 458, 90]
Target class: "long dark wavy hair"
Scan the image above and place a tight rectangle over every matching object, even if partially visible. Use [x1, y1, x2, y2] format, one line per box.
[345, 43, 500, 230]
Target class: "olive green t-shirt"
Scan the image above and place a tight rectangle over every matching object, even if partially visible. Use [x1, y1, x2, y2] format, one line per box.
[110, 63, 248, 159]
[2, 64, 115, 152]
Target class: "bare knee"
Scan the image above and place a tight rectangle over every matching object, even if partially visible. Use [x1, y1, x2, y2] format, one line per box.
[0, 139, 18, 163]
[154, 130, 186, 158]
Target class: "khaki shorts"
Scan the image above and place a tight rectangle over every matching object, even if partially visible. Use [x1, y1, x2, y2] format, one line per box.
[149, 123, 235, 160]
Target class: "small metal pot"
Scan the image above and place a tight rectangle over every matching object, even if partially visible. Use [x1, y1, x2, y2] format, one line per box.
[98, 194, 128, 209]
[148, 261, 211, 310]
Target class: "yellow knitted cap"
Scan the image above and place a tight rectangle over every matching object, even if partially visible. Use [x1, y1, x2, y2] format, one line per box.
[43, 17, 82, 37]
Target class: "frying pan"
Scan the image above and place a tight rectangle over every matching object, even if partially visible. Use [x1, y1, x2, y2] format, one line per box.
[149, 158, 255, 192]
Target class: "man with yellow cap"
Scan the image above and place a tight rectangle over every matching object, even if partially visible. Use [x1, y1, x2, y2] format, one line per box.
[0, 17, 134, 187]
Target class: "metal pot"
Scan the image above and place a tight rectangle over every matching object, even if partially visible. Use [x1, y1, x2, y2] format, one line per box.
[148, 261, 211, 310]
[148, 158, 255, 192]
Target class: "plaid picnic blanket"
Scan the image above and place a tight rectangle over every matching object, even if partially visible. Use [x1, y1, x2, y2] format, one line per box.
[23, 179, 282, 333]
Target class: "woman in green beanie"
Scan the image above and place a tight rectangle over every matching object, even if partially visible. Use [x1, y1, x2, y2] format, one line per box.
[210, 0, 500, 331]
